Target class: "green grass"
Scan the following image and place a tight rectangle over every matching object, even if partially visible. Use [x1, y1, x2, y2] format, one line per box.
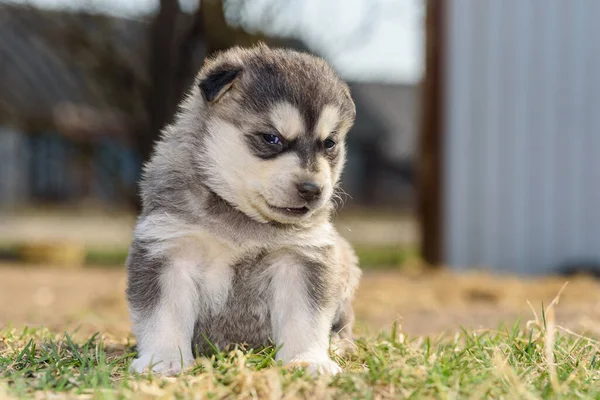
[353, 245, 418, 269]
[1, 244, 418, 269]
[2, 317, 599, 399]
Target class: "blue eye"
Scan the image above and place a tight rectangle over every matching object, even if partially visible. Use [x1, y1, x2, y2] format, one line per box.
[324, 138, 336, 150]
[263, 133, 282, 145]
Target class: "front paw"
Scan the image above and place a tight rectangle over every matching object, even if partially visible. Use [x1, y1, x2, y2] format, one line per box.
[287, 355, 342, 376]
[130, 352, 194, 376]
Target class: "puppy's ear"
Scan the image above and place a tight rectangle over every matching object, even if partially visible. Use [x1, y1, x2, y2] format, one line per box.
[199, 64, 242, 103]
[341, 83, 356, 121]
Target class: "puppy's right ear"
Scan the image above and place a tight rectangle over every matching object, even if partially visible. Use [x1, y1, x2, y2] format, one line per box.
[199, 64, 242, 103]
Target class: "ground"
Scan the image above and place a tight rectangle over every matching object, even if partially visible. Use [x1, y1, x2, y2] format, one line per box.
[1, 266, 600, 339]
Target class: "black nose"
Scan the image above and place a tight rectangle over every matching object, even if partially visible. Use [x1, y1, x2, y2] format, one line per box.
[297, 182, 322, 201]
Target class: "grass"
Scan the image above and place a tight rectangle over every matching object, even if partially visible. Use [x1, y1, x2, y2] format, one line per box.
[2, 309, 600, 400]
[1, 244, 418, 269]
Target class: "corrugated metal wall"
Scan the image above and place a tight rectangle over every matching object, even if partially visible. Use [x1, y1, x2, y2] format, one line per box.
[444, 0, 600, 273]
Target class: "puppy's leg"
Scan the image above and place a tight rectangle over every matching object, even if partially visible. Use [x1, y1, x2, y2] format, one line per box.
[270, 256, 341, 376]
[331, 300, 357, 357]
[331, 236, 361, 357]
[127, 241, 199, 375]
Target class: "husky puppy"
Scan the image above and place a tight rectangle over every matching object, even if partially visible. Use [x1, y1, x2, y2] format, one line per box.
[127, 44, 361, 376]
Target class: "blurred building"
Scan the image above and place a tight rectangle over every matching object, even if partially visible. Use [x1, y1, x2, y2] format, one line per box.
[0, 3, 420, 209]
[0, 4, 147, 205]
[421, 1, 600, 274]
[345, 82, 419, 207]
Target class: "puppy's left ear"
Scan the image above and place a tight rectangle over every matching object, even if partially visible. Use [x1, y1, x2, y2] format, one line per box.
[199, 64, 242, 103]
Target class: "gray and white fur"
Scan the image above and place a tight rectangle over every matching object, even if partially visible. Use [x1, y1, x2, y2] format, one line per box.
[126, 44, 361, 376]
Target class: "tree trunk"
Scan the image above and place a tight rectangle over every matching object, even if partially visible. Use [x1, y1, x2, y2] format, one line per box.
[141, 0, 180, 161]
[133, 0, 206, 211]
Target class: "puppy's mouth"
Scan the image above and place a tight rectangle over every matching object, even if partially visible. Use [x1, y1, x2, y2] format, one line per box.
[267, 204, 311, 217]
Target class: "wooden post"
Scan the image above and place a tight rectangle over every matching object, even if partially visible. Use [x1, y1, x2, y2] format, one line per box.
[418, 0, 445, 266]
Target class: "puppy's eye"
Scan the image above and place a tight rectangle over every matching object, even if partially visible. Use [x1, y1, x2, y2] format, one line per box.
[263, 133, 282, 145]
[324, 138, 336, 150]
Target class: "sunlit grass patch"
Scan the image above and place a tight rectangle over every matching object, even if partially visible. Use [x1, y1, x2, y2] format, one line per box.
[0, 243, 418, 269]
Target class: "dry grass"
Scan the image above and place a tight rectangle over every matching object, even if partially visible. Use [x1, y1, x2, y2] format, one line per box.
[2, 308, 600, 399]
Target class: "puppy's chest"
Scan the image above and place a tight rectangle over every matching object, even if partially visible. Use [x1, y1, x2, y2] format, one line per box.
[193, 252, 274, 353]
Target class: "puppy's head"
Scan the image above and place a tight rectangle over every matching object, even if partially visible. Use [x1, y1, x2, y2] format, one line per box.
[195, 44, 355, 225]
